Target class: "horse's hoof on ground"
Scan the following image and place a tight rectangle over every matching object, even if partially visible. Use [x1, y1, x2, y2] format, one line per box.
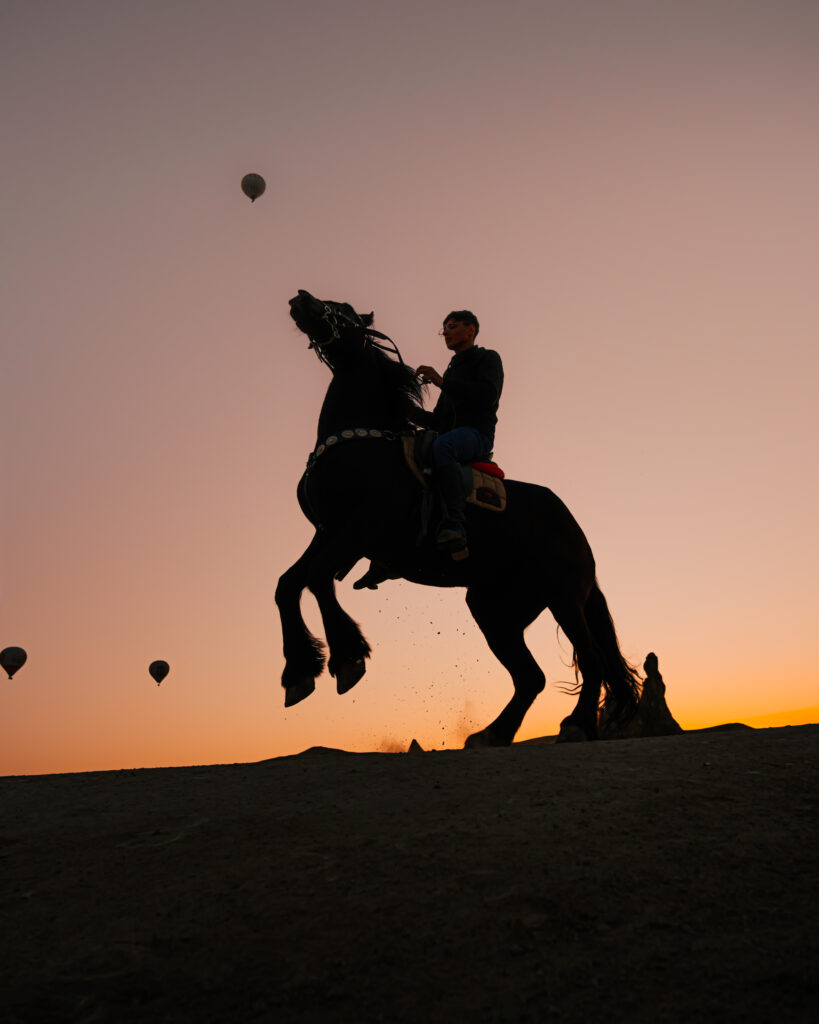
[463, 728, 506, 749]
[283, 678, 315, 707]
[336, 658, 366, 695]
[556, 722, 590, 743]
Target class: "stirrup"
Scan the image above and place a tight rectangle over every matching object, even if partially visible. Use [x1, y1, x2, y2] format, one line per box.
[436, 525, 468, 559]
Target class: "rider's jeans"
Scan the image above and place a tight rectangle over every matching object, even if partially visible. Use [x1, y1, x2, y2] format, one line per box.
[431, 427, 492, 469]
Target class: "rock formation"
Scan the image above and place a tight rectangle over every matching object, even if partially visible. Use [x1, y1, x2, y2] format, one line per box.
[599, 652, 683, 739]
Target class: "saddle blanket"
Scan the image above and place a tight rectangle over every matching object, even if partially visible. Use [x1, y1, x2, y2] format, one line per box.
[402, 435, 507, 512]
[466, 465, 507, 512]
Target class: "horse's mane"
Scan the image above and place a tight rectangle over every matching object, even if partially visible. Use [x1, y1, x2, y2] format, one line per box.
[367, 339, 424, 410]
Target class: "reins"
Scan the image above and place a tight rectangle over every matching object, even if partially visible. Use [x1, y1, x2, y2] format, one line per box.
[362, 327, 405, 366]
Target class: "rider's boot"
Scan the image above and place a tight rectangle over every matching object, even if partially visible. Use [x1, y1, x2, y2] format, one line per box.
[435, 463, 469, 557]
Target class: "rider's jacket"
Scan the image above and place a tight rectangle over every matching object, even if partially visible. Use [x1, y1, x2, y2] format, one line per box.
[411, 345, 503, 446]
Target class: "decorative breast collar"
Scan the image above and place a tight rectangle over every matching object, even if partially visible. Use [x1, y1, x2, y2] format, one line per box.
[306, 428, 402, 469]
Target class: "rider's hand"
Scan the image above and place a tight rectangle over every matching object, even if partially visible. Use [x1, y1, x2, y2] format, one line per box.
[416, 365, 443, 388]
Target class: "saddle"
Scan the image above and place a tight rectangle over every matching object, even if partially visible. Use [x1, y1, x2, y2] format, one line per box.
[402, 432, 507, 512]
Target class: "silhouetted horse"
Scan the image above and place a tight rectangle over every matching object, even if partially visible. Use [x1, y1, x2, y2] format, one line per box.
[276, 290, 640, 745]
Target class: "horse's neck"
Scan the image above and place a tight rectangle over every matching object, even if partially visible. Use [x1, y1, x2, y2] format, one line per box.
[317, 375, 380, 438]
[316, 357, 406, 439]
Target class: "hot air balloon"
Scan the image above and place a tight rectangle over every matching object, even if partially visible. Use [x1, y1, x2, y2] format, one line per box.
[1, 646, 27, 679]
[241, 173, 266, 202]
[149, 660, 170, 686]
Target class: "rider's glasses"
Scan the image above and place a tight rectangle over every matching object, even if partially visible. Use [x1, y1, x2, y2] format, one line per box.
[438, 321, 464, 335]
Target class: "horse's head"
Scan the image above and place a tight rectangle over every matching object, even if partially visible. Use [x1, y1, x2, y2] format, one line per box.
[289, 290, 421, 436]
[289, 290, 374, 362]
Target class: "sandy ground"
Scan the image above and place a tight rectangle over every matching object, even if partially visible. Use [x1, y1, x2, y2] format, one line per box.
[1, 725, 817, 1023]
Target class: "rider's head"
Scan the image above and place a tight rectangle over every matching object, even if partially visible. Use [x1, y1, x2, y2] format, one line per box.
[441, 310, 479, 353]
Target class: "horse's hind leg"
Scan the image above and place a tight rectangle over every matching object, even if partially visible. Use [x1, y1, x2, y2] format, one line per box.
[551, 600, 602, 742]
[463, 587, 547, 748]
[275, 534, 328, 706]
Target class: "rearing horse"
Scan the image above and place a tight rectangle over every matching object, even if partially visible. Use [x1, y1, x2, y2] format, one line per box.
[276, 290, 640, 745]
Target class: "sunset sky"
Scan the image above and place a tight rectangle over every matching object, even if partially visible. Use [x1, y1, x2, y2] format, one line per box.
[3, 0, 817, 775]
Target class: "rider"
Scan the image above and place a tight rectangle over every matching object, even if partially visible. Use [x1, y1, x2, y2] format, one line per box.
[412, 310, 503, 553]
[352, 309, 503, 589]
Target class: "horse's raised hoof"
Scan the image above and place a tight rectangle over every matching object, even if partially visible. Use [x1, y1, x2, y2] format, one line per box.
[283, 678, 315, 707]
[336, 658, 366, 695]
[556, 721, 591, 743]
[463, 727, 507, 749]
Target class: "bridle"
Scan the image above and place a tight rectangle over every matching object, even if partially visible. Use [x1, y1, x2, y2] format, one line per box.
[307, 303, 406, 368]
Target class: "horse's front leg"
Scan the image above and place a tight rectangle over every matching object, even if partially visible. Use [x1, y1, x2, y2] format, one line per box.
[306, 541, 371, 695]
[275, 533, 328, 706]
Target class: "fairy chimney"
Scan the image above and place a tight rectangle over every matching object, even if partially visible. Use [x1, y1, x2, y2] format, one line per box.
[599, 652, 683, 739]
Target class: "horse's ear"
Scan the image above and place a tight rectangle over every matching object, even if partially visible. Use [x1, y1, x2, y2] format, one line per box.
[362, 311, 374, 327]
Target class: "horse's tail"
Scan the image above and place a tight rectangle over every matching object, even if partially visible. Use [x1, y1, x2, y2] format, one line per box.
[582, 582, 641, 722]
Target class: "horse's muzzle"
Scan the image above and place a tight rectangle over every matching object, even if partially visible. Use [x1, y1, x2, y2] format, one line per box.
[290, 290, 322, 315]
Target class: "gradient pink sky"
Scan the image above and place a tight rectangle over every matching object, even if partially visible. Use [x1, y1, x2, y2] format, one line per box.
[3, 0, 817, 775]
